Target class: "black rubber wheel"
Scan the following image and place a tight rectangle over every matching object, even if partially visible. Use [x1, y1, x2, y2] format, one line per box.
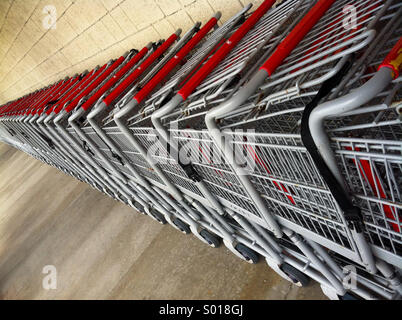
[281, 263, 310, 287]
[106, 191, 115, 198]
[173, 218, 191, 234]
[339, 292, 359, 300]
[200, 229, 221, 248]
[133, 202, 145, 214]
[235, 243, 259, 264]
[151, 210, 167, 225]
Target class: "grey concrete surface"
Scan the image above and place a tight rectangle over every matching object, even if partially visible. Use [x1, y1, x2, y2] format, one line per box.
[0, 142, 326, 299]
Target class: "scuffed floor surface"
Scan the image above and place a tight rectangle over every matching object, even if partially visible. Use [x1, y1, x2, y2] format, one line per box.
[0, 142, 326, 299]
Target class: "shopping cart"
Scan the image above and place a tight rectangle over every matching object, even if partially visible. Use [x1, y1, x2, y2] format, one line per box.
[1, 81, 67, 161]
[55, 30, 206, 224]
[144, 0, 401, 296]
[145, 0, 395, 262]
[56, 42, 181, 221]
[67, 6, 296, 265]
[81, 10, 256, 247]
[31, 65, 122, 196]
[42, 59, 147, 201]
[0, 0, 401, 300]
[83, 0, 386, 298]
[66, 0, 400, 298]
[8, 74, 104, 183]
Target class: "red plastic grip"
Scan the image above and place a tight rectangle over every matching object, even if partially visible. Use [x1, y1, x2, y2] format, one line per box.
[36, 76, 80, 116]
[13, 92, 32, 112]
[178, 0, 275, 100]
[17, 89, 45, 114]
[1, 83, 59, 114]
[65, 57, 125, 113]
[260, 0, 336, 76]
[1, 100, 17, 115]
[64, 63, 115, 113]
[50, 68, 100, 115]
[3, 100, 18, 115]
[81, 48, 149, 111]
[32, 78, 73, 115]
[26, 81, 65, 115]
[378, 36, 402, 79]
[134, 17, 218, 104]
[25, 89, 50, 115]
[103, 33, 178, 106]
[47, 71, 95, 115]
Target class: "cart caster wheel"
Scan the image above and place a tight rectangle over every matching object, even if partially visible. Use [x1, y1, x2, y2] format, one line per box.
[173, 218, 191, 234]
[133, 202, 145, 213]
[200, 229, 221, 248]
[280, 263, 310, 287]
[339, 292, 359, 300]
[151, 211, 167, 225]
[235, 243, 259, 264]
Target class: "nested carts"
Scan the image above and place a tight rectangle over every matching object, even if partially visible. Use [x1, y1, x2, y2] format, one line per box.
[0, 0, 401, 300]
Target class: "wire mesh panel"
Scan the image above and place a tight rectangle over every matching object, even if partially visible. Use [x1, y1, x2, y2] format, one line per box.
[210, 1, 402, 262]
[151, 0, 402, 263]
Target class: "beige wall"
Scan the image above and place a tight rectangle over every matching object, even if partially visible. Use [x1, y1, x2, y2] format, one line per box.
[0, 0, 264, 104]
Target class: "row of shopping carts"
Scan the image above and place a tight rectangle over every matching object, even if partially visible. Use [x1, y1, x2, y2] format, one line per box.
[0, 0, 401, 300]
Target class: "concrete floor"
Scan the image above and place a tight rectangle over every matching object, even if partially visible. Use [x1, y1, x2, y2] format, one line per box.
[0, 142, 326, 300]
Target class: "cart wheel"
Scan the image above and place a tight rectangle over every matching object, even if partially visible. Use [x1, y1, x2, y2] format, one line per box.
[339, 292, 359, 300]
[151, 210, 167, 225]
[200, 229, 221, 248]
[173, 218, 191, 234]
[133, 202, 144, 213]
[235, 243, 259, 264]
[281, 263, 310, 287]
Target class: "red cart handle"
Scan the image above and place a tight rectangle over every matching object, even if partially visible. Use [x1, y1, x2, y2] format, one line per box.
[2, 96, 22, 114]
[51, 68, 101, 115]
[260, 0, 336, 76]
[135, 14, 220, 104]
[103, 32, 179, 106]
[30, 78, 72, 116]
[36, 76, 80, 115]
[2, 99, 19, 115]
[65, 56, 125, 113]
[16, 89, 46, 114]
[81, 46, 149, 111]
[47, 71, 96, 115]
[26, 80, 65, 115]
[1, 100, 17, 115]
[178, 0, 276, 100]
[13, 92, 32, 112]
[378, 36, 402, 79]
